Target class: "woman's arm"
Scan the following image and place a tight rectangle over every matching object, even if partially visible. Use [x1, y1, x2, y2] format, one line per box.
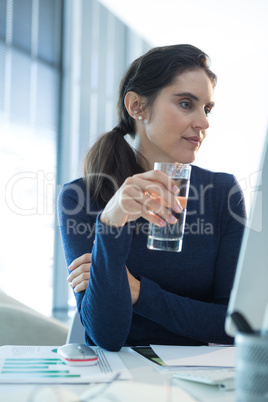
[131, 175, 246, 345]
[58, 184, 133, 351]
[68, 253, 140, 304]
[65, 175, 246, 346]
[58, 171, 181, 351]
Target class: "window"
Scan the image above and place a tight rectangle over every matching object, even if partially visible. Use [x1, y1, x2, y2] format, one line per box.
[1, 0, 150, 320]
[53, 0, 151, 320]
[0, 0, 62, 315]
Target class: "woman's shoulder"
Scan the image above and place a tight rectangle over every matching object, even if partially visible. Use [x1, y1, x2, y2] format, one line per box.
[61, 177, 86, 193]
[191, 164, 237, 187]
[58, 177, 100, 212]
[191, 165, 245, 212]
[59, 177, 87, 203]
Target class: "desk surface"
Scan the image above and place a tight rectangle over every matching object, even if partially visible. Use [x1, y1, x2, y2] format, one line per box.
[0, 347, 235, 402]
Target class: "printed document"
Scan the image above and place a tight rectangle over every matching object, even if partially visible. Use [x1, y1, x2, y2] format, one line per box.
[0, 345, 131, 383]
[151, 345, 236, 368]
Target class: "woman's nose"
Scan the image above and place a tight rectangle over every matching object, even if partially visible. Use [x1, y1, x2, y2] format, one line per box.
[193, 110, 210, 130]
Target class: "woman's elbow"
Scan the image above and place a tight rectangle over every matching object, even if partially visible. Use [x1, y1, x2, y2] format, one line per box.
[90, 334, 125, 352]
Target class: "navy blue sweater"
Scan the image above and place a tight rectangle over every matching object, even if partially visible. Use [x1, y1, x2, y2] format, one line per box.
[58, 165, 246, 351]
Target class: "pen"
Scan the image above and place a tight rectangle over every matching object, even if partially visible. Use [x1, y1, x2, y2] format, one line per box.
[230, 311, 254, 334]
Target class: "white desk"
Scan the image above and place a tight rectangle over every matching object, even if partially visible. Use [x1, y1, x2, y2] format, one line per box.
[0, 347, 235, 402]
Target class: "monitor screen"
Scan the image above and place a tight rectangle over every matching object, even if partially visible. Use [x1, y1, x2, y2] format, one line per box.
[225, 129, 268, 336]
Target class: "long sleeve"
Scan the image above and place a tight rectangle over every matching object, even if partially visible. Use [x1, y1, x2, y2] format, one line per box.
[81, 217, 134, 351]
[128, 171, 246, 345]
[58, 168, 246, 350]
[133, 278, 230, 344]
[58, 179, 136, 351]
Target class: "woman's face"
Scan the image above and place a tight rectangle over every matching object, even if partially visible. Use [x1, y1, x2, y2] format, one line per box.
[138, 69, 215, 167]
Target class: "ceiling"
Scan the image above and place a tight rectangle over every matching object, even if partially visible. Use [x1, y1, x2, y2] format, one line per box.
[99, 0, 268, 48]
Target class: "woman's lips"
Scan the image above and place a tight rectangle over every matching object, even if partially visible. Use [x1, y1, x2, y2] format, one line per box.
[183, 136, 201, 147]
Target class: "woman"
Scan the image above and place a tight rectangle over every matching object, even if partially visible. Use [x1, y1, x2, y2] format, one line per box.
[58, 44, 246, 351]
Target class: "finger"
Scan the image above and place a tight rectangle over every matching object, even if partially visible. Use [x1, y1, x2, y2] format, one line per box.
[123, 196, 167, 226]
[134, 170, 180, 194]
[73, 281, 89, 293]
[142, 193, 180, 224]
[67, 264, 90, 282]
[126, 208, 166, 226]
[70, 272, 90, 288]
[127, 174, 182, 214]
[122, 185, 178, 224]
[68, 253, 92, 271]
[101, 170, 182, 227]
[144, 183, 183, 214]
[141, 209, 171, 226]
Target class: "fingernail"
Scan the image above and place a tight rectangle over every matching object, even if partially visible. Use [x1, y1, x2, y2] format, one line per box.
[170, 215, 177, 224]
[172, 185, 180, 194]
[175, 201, 183, 213]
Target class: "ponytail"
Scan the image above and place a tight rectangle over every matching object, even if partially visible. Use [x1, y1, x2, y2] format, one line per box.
[83, 124, 146, 209]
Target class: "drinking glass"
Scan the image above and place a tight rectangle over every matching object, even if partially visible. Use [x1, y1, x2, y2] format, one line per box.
[147, 162, 191, 252]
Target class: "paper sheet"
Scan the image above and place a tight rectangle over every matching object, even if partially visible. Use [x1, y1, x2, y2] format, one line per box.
[151, 345, 236, 368]
[0, 345, 132, 384]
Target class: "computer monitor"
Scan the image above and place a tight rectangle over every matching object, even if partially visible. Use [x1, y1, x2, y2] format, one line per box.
[225, 129, 268, 336]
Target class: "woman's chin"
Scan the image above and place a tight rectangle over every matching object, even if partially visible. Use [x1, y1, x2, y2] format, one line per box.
[175, 154, 197, 165]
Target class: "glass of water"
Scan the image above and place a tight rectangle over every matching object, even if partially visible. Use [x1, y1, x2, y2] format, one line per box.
[147, 162, 191, 252]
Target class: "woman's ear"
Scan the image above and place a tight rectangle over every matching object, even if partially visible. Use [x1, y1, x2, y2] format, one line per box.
[124, 91, 145, 121]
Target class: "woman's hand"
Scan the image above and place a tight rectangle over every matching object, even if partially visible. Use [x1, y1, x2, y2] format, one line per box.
[100, 170, 182, 227]
[126, 268, 140, 305]
[67, 253, 91, 293]
[67, 253, 140, 304]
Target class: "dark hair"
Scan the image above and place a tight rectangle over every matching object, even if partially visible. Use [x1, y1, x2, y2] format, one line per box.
[84, 44, 217, 209]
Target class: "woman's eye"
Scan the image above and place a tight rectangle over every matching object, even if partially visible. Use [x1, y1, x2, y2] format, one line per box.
[205, 107, 212, 116]
[180, 101, 191, 109]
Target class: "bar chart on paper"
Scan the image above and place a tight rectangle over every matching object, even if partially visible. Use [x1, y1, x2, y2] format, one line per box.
[0, 345, 131, 383]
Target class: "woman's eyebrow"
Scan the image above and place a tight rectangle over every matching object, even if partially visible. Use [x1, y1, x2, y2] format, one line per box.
[173, 92, 215, 107]
[173, 92, 199, 101]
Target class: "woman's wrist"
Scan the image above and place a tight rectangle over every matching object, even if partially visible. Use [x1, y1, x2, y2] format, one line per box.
[99, 211, 126, 227]
[131, 279, 141, 305]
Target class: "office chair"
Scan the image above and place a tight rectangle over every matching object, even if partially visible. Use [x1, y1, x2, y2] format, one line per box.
[66, 310, 85, 343]
[0, 290, 68, 346]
